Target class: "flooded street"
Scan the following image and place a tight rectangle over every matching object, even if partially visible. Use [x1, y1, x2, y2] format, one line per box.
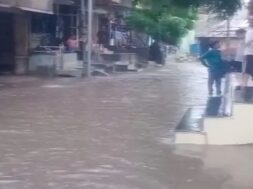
[0, 63, 252, 189]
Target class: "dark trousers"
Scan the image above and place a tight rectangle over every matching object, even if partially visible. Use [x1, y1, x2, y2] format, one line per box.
[208, 71, 222, 95]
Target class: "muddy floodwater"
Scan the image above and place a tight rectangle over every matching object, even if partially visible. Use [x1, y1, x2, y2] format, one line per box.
[0, 63, 252, 189]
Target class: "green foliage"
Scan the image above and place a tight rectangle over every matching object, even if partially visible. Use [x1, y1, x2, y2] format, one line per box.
[202, 0, 241, 17]
[128, 0, 241, 44]
[127, 5, 197, 44]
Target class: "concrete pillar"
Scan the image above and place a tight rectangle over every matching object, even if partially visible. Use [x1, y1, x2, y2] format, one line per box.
[14, 13, 30, 74]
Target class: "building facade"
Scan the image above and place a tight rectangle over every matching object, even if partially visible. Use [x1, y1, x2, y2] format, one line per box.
[0, 0, 133, 75]
[0, 0, 54, 74]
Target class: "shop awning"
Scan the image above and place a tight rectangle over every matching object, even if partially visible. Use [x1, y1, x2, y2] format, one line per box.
[0, 0, 54, 14]
[0, 0, 16, 8]
[17, 0, 54, 14]
[93, 8, 108, 14]
[112, 0, 132, 7]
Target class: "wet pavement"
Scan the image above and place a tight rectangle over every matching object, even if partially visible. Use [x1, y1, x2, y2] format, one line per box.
[0, 63, 252, 189]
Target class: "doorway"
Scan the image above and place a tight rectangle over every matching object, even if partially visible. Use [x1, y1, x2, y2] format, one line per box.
[0, 12, 14, 74]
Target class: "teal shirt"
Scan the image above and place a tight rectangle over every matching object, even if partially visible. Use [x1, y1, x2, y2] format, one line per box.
[200, 49, 223, 71]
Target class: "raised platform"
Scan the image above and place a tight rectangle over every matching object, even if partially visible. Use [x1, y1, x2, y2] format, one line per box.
[176, 107, 205, 133]
[175, 74, 253, 146]
[175, 103, 253, 145]
[174, 89, 253, 145]
[176, 96, 226, 132]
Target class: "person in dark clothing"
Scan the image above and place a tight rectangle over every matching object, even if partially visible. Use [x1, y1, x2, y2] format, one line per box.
[97, 27, 107, 50]
[200, 41, 225, 96]
[149, 41, 163, 65]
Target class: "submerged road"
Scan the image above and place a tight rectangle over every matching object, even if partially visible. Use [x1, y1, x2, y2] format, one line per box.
[0, 63, 252, 189]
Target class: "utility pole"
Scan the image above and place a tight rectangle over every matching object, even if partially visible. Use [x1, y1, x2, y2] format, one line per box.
[86, 0, 93, 77]
[80, 0, 86, 77]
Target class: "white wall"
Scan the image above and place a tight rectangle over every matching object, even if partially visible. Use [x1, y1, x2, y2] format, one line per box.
[179, 30, 195, 53]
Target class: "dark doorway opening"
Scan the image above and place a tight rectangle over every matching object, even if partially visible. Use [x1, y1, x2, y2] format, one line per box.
[0, 12, 14, 74]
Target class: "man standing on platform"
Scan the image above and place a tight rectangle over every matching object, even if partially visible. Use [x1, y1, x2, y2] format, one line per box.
[200, 41, 225, 96]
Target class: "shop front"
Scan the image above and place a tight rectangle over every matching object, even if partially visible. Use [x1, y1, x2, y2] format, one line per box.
[0, 0, 53, 74]
[0, 12, 14, 74]
[28, 0, 81, 77]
